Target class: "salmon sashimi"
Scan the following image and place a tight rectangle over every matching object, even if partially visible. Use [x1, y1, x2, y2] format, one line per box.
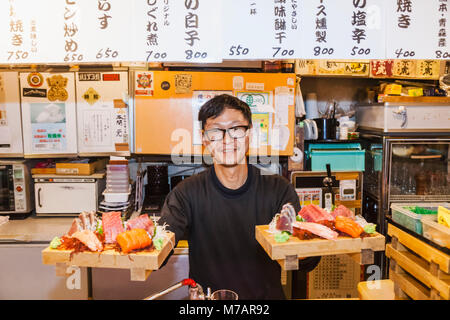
[72, 230, 103, 252]
[116, 228, 152, 253]
[335, 215, 364, 238]
[292, 221, 339, 240]
[298, 204, 335, 223]
[103, 211, 124, 244]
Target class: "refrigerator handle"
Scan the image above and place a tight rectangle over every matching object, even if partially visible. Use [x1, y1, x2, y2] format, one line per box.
[37, 188, 42, 208]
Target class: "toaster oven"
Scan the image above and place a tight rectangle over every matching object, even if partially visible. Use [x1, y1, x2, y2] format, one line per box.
[0, 160, 33, 215]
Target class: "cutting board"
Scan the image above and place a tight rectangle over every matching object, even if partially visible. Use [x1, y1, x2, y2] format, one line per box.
[255, 225, 385, 270]
[42, 232, 175, 281]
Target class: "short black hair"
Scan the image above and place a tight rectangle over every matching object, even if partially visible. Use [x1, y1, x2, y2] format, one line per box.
[198, 94, 252, 129]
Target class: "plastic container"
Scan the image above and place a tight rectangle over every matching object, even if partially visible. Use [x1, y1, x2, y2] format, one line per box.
[422, 215, 450, 249]
[103, 188, 131, 203]
[106, 164, 128, 172]
[390, 203, 449, 235]
[105, 186, 131, 193]
[107, 170, 129, 176]
[308, 143, 365, 171]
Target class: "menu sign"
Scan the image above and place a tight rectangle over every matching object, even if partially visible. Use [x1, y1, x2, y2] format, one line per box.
[132, 0, 223, 63]
[0, 0, 448, 63]
[223, 0, 302, 60]
[298, 0, 386, 59]
[386, 0, 449, 59]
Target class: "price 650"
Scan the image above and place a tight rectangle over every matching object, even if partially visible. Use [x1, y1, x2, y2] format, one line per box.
[96, 48, 119, 59]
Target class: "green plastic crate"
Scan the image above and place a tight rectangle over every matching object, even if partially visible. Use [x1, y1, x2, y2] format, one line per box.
[390, 203, 449, 235]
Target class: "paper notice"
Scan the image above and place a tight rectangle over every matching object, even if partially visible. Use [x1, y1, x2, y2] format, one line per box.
[0, 108, 11, 145]
[83, 110, 112, 147]
[271, 124, 290, 151]
[0, 126, 11, 145]
[233, 76, 244, 90]
[274, 94, 289, 125]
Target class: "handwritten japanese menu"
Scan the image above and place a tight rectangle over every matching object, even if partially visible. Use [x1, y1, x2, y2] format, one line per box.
[386, 0, 449, 59]
[0, 0, 448, 63]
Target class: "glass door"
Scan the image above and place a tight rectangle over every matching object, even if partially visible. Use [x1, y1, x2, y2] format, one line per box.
[388, 140, 450, 202]
[0, 165, 12, 211]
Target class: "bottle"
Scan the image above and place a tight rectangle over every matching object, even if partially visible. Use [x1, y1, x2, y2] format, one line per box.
[339, 126, 348, 140]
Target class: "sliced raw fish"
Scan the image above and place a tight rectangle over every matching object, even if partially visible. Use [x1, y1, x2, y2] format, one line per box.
[72, 230, 103, 252]
[299, 204, 334, 223]
[332, 205, 355, 220]
[102, 211, 124, 244]
[292, 221, 339, 240]
[276, 203, 297, 233]
[126, 214, 155, 235]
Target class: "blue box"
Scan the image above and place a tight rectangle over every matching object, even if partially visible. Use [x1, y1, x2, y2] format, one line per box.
[308, 143, 365, 172]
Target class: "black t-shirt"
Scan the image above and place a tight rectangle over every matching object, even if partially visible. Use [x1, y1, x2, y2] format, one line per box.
[158, 164, 301, 300]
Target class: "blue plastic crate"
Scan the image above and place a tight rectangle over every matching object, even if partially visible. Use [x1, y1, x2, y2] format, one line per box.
[308, 143, 365, 172]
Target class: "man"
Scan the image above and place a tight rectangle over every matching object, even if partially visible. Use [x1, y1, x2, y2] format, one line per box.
[159, 94, 319, 299]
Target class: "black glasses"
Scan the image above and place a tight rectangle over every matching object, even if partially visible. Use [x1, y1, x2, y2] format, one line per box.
[204, 125, 250, 142]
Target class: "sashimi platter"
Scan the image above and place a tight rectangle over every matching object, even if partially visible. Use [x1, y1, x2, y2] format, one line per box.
[42, 211, 175, 281]
[256, 204, 386, 270]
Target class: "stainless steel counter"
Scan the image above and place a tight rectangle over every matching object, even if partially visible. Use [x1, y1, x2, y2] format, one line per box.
[0, 215, 73, 243]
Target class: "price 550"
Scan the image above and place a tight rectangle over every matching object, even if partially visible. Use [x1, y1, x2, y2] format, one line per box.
[229, 45, 249, 56]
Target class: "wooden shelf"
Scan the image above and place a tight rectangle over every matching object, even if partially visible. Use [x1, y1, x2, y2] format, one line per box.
[386, 224, 450, 300]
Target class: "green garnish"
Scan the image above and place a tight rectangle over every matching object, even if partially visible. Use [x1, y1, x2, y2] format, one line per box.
[96, 221, 103, 235]
[50, 236, 61, 249]
[274, 231, 291, 243]
[408, 206, 437, 215]
[296, 215, 305, 222]
[364, 223, 377, 234]
[153, 238, 164, 250]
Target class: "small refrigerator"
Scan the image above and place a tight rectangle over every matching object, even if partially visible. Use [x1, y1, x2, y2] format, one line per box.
[19, 72, 78, 157]
[357, 99, 450, 278]
[0, 71, 24, 156]
[75, 70, 130, 156]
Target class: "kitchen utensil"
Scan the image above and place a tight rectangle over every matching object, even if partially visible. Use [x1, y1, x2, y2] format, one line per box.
[313, 118, 339, 140]
[305, 93, 319, 119]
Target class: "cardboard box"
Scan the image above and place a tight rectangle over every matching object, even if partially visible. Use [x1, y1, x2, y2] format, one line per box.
[56, 158, 108, 175]
[31, 168, 57, 175]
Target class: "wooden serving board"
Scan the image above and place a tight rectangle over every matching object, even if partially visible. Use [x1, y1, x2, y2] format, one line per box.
[255, 225, 385, 270]
[42, 232, 175, 281]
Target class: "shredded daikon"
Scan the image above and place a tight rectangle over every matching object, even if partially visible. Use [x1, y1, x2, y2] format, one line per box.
[152, 221, 174, 251]
[268, 213, 281, 235]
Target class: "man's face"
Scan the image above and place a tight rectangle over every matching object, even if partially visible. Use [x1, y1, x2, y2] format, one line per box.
[202, 108, 251, 166]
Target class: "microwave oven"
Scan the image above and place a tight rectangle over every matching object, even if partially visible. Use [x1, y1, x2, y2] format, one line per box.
[33, 173, 106, 217]
[0, 160, 33, 215]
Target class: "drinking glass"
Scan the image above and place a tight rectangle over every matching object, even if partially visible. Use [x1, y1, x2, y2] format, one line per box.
[210, 289, 238, 300]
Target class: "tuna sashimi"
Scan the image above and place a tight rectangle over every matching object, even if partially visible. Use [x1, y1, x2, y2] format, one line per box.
[126, 214, 155, 235]
[72, 230, 103, 252]
[292, 221, 339, 240]
[332, 205, 355, 220]
[298, 204, 334, 223]
[102, 211, 124, 244]
[276, 203, 297, 233]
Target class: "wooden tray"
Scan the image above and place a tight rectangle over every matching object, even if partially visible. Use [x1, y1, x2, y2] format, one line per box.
[42, 232, 175, 281]
[255, 225, 385, 270]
